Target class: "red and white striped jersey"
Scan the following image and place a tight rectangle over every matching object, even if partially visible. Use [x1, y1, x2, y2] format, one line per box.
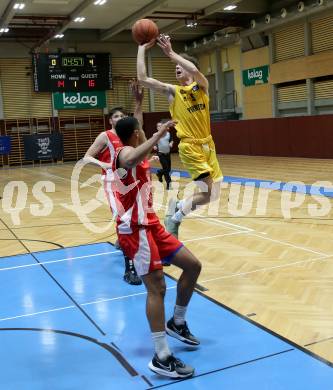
[98, 130, 123, 177]
[112, 147, 159, 234]
[98, 130, 123, 216]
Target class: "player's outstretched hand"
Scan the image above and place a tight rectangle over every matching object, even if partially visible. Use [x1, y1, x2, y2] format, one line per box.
[130, 79, 144, 103]
[141, 39, 155, 50]
[157, 34, 173, 57]
[157, 119, 177, 137]
[149, 155, 159, 163]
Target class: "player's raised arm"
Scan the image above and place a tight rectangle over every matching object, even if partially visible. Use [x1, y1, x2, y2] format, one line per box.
[130, 79, 147, 144]
[130, 79, 144, 128]
[118, 119, 177, 169]
[157, 34, 209, 94]
[83, 132, 108, 168]
[137, 41, 175, 103]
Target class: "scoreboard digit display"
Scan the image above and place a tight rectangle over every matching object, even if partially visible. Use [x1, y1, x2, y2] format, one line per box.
[32, 53, 112, 92]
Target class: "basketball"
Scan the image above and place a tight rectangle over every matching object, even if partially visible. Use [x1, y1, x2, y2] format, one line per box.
[132, 19, 159, 45]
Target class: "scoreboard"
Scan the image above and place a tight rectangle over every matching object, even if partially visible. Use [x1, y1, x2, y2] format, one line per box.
[32, 53, 112, 92]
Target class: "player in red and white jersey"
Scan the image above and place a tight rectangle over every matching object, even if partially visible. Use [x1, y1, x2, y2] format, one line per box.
[97, 112, 124, 216]
[109, 116, 202, 379]
[84, 82, 144, 285]
[111, 147, 159, 235]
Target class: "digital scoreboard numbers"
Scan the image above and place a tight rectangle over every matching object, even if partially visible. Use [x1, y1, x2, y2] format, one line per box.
[32, 53, 112, 92]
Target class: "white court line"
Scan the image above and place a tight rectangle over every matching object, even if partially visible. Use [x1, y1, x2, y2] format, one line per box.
[0, 305, 76, 322]
[39, 169, 330, 258]
[44, 169, 252, 234]
[205, 217, 253, 232]
[158, 200, 330, 256]
[3, 252, 332, 322]
[199, 254, 333, 285]
[80, 290, 150, 307]
[0, 250, 120, 272]
[1, 248, 332, 322]
[183, 230, 250, 243]
[1, 198, 104, 211]
[249, 233, 329, 257]
[0, 286, 175, 323]
[155, 200, 253, 233]
[41, 171, 100, 190]
[0, 231, 248, 272]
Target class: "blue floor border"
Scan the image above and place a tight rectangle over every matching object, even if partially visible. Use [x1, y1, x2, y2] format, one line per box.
[150, 167, 333, 198]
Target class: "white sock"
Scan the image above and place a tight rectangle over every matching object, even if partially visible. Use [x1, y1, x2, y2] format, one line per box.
[177, 200, 184, 211]
[171, 200, 186, 223]
[173, 305, 187, 326]
[172, 209, 185, 223]
[152, 331, 171, 360]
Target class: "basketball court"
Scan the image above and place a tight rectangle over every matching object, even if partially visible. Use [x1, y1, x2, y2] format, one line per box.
[0, 241, 332, 389]
[1, 156, 333, 388]
[1, 0, 333, 387]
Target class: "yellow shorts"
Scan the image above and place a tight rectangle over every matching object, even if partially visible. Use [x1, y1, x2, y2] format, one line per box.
[178, 138, 223, 181]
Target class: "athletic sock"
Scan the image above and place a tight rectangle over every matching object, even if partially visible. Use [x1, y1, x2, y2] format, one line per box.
[172, 200, 186, 223]
[152, 331, 171, 360]
[173, 305, 187, 326]
[176, 200, 184, 211]
[172, 210, 185, 223]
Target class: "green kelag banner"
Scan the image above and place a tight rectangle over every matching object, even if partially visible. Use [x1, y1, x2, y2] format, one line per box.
[243, 65, 269, 87]
[53, 91, 106, 109]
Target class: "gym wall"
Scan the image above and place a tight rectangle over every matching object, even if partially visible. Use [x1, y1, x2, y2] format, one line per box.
[242, 46, 272, 119]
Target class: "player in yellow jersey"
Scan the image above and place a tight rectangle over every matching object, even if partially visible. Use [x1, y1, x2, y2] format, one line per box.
[137, 34, 222, 237]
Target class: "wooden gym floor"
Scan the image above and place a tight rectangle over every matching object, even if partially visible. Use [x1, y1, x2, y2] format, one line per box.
[0, 154, 333, 364]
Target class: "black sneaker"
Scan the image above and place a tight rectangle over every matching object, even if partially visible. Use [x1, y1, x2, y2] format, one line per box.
[148, 354, 194, 379]
[123, 269, 142, 285]
[166, 318, 200, 345]
[156, 171, 163, 183]
[123, 258, 142, 285]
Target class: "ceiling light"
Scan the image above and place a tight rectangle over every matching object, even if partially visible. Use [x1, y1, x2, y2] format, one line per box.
[316, 0, 324, 5]
[0, 28, 9, 33]
[224, 5, 237, 11]
[13, 3, 25, 10]
[250, 19, 256, 29]
[298, 1, 305, 11]
[74, 17, 85, 23]
[281, 8, 287, 18]
[94, 0, 107, 5]
[54, 34, 64, 38]
[265, 14, 271, 24]
[186, 20, 198, 28]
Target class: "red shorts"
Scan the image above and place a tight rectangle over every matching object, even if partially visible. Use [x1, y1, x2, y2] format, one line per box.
[117, 222, 183, 276]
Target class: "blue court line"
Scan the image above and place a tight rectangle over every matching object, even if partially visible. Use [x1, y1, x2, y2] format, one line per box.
[151, 167, 333, 198]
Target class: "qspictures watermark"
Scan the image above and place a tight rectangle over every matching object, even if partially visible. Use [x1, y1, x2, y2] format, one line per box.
[0, 161, 332, 232]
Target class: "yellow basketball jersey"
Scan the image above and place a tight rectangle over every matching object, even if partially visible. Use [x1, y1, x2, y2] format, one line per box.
[169, 82, 211, 140]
